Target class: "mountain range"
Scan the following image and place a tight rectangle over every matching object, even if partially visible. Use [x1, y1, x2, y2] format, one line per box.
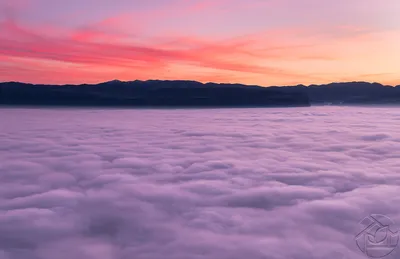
[0, 80, 399, 107]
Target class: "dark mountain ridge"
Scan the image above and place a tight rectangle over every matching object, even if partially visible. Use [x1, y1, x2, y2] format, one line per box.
[0, 80, 399, 107]
[0, 80, 310, 108]
[271, 81, 400, 104]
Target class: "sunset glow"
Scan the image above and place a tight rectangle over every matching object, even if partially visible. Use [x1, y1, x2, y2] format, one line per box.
[1, 0, 399, 86]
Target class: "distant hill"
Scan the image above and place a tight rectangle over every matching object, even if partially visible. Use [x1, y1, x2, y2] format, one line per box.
[0, 80, 310, 108]
[273, 82, 400, 105]
[0, 80, 399, 107]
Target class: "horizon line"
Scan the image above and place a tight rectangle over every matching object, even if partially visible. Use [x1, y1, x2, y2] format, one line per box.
[1, 79, 398, 88]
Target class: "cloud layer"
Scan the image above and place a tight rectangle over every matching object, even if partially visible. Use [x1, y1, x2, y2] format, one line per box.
[0, 106, 400, 258]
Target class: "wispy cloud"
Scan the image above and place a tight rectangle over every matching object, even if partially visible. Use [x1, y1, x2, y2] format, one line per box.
[0, 17, 331, 84]
[0, 0, 399, 85]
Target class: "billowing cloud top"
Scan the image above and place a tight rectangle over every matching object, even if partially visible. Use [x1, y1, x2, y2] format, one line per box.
[0, 106, 400, 258]
[0, 0, 400, 85]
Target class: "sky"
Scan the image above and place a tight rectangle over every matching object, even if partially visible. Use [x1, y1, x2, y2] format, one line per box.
[0, 0, 400, 86]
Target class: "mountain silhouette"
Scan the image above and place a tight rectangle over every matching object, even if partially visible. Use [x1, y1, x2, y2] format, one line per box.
[272, 82, 400, 105]
[0, 80, 399, 107]
[0, 80, 310, 107]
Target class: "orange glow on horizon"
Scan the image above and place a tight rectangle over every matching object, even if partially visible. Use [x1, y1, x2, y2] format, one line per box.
[0, 0, 399, 86]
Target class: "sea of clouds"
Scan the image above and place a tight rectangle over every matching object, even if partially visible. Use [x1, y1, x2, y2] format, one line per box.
[0, 106, 399, 259]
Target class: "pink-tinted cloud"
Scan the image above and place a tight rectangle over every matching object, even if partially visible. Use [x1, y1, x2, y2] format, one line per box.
[1, 107, 400, 258]
[0, 17, 326, 84]
[0, 0, 399, 85]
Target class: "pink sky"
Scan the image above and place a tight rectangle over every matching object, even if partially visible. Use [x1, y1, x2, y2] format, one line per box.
[0, 0, 399, 86]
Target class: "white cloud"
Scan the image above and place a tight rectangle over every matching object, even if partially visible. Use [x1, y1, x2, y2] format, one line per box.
[0, 106, 399, 259]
